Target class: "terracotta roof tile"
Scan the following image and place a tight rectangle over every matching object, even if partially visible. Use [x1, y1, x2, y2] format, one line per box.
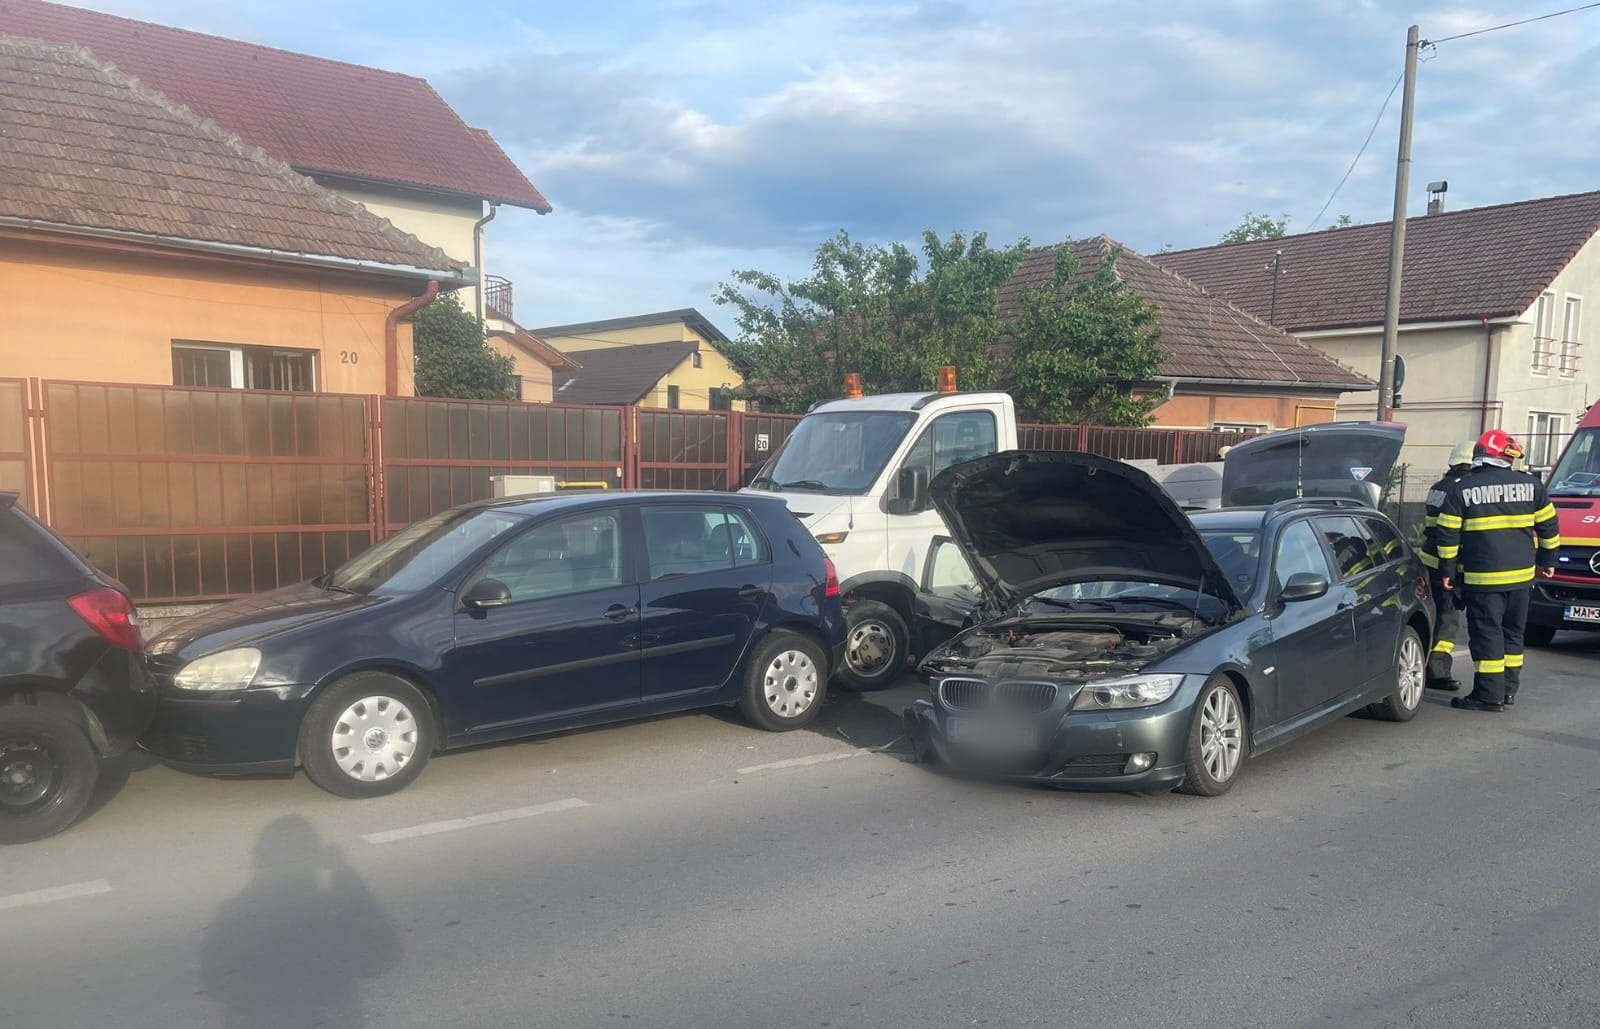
[553, 341, 699, 406]
[998, 237, 1371, 390]
[1157, 192, 1600, 332]
[0, 0, 550, 211]
[0, 38, 467, 276]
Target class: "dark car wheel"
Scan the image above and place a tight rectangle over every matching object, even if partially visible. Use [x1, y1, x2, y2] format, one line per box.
[739, 631, 828, 732]
[836, 600, 909, 691]
[0, 708, 99, 845]
[1176, 677, 1247, 797]
[299, 672, 435, 799]
[1524, 624, 1557, 648]
[1370, 627, 1426, 722]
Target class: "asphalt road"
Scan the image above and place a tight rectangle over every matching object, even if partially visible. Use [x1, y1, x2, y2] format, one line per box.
[4, 640, 1600, 1029]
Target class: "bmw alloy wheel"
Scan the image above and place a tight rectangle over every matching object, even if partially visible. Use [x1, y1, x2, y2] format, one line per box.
[330, 695, 419, 783]
[1199, 686, 1243, 783]
[764, 649, 819, 718]
[1396, 633, 1425, 711]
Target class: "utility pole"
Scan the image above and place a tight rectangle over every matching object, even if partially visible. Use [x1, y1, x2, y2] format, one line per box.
[1378, 24, 1420, 420]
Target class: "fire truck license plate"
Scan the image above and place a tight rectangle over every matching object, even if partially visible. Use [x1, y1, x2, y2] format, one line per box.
[1564, 605, 1600, 623]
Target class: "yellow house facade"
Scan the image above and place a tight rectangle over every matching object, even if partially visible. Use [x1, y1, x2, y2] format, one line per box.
[537, 309, 747, 410]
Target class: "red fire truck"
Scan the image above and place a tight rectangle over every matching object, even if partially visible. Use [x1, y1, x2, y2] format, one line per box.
[1529, 401, 1600, 644]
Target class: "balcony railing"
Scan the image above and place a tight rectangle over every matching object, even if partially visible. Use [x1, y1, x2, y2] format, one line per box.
[1532, 336, 1581, 376]
[485, 275, 514, 322]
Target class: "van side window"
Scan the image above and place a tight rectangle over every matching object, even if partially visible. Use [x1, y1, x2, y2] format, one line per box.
[901, 411, 998, 483]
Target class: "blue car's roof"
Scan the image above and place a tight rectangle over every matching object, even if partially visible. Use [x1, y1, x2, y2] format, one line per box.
[458, 489, 784, 519]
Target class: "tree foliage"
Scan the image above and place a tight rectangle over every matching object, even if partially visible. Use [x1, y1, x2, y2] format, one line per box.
[716, 230, 1166, 426]
[1007, 245, 1165, 426]
[715, 230, 1027, 413]
[413, 291, 517, 401]
[1220, 211, 1290, 243]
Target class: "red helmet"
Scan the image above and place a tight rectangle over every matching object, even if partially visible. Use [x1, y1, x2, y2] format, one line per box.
[1477, 428, 1524, 461]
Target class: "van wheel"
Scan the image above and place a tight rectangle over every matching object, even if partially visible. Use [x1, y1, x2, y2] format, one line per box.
[739, 631, 828, 732]
[0, 708, 99, 845]
[837, 601, 909, 691]
[1524, 624, 1557, 648]
[300, 673, 435, 799]
[1176, 677, 1247, 797]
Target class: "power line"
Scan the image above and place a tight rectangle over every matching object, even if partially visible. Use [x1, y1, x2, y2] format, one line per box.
[1306, 71, 1405, 232]
[1422, 2, 1600, 45]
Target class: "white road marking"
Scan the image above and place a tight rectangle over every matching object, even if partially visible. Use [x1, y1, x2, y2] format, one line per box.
[0, 879, 112, 911]
[362, 797, 592, 845]
[737, 751, 862, 774]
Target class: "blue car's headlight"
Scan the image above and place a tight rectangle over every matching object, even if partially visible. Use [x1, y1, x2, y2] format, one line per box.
[173, 648, 262, 691]
[1070, 674, 1183, 711]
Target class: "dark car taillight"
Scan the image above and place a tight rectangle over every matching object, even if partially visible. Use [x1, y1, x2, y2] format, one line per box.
[68, 586, 144, 650]
[823, 557, 841, 598]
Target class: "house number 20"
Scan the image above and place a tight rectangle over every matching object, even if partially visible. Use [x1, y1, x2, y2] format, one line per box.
[340, 351, 359, 364]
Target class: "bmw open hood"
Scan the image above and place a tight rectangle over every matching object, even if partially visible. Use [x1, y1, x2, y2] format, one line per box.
[930, 450, 1244, 616]
[1221, 421, 1406, 507]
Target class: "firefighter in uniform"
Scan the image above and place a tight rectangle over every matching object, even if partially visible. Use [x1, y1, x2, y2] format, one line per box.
[1421, 442, 1478, 691]
[1434, 429, 1561, 711]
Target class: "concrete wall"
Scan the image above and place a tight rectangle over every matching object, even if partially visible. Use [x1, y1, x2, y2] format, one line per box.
[487, 335, 556, 403]
[1150, 391, 1345, 430]
[332, 180, 484, 317]
[2, 234, 420, 395]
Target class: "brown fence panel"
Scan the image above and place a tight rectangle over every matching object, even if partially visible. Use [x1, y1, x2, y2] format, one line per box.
[380, 398, 625, 532]
[737, 411, 803, 487]
[1019, 423, 1252, 464]
[40, 381, 378, 602]
[633, 408, 733, 491]
[0, 378, 31, 513]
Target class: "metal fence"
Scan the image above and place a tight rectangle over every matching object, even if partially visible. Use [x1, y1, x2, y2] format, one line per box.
[380, 397, 625, 534]
[40, 381, 378, 602]
[12, 379, 1269, 602]
[0, 378, 31, 513]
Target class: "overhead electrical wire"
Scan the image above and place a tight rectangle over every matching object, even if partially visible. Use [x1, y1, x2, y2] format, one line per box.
[1305, 71, 1405, 232]
[1421, 2, 1600, 45]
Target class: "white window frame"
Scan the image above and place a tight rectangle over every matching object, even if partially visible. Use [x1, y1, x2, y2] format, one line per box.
[1531, 291, 1556, 375]
[691, 350, 703, 369]
[1212, 421, 1269, 434]
[1525, 410, 1569, 472]
[1560, 294, 1582, 378]
[172, 341, 318, 391]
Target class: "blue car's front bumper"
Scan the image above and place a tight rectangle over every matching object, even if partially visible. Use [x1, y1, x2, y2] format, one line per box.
[140, 683, 315, 776]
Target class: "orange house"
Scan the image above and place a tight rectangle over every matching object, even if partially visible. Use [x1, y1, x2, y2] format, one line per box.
[0, 39, 471, 398]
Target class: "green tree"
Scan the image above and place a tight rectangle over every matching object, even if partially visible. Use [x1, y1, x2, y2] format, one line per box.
[1220, 211, 1290, 243]
[1328, 213, 1354, 230]
[412, 291, 517, 400]
[1005, 244, 1165, 426]
[715, 229, 1028, 413]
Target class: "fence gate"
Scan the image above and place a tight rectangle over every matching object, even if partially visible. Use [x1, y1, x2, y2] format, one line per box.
[0, 378, 32, 514]
[38, 381, 380, 602]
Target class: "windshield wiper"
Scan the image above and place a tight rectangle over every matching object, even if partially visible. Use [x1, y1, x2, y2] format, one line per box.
[777, 479, 832, 492]
[320, 579, 359, 595]
[1112, 595, 1201, 616]
[1029, 596, 1114, 611]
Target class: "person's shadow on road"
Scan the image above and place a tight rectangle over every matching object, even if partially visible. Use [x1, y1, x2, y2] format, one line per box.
[200, 815, 401, 1028]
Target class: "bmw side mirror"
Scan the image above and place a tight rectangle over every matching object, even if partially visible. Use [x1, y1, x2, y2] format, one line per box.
[1279, 572, 1330, 603]
[463, 578, 513, 610]
[888, 466, 930, 515]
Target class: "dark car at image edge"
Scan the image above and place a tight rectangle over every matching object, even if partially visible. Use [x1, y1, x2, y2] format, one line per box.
[141, 490, 847, 798]
[905, 424, 1434, 797]
[1, 491, 155, 844]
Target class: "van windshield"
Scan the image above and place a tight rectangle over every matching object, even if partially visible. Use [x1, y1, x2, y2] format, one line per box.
[1548, 427, 1600, 496]
[753, 411, 917, 495]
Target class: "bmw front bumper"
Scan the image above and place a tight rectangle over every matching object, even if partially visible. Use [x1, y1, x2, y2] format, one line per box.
[903, 677, 1204, 793]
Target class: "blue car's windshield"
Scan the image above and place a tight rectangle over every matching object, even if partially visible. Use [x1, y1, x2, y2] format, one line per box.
[324, 507, 524, 595]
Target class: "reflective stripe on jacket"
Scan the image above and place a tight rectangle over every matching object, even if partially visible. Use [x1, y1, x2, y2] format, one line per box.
[1434, 464, 1560, 587]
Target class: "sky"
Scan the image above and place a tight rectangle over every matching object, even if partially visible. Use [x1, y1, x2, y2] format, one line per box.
[79, 0, 1600, 329]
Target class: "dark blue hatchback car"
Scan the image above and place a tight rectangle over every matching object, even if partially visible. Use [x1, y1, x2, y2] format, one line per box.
[143, 491, 846, 797]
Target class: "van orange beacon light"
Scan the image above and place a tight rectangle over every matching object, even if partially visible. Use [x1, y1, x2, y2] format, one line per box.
[937, 366, 958, 393]
[844, 373, 863, 398]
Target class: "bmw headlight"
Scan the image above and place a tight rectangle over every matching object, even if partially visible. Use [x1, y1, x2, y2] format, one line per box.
[1070, 674, 1183, 711]
[174, 648, 262, 691]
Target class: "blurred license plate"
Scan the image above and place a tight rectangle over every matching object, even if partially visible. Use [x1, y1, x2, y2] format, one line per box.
[1564, 604, 1600, 623]
[945, 717, 1032, 750]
